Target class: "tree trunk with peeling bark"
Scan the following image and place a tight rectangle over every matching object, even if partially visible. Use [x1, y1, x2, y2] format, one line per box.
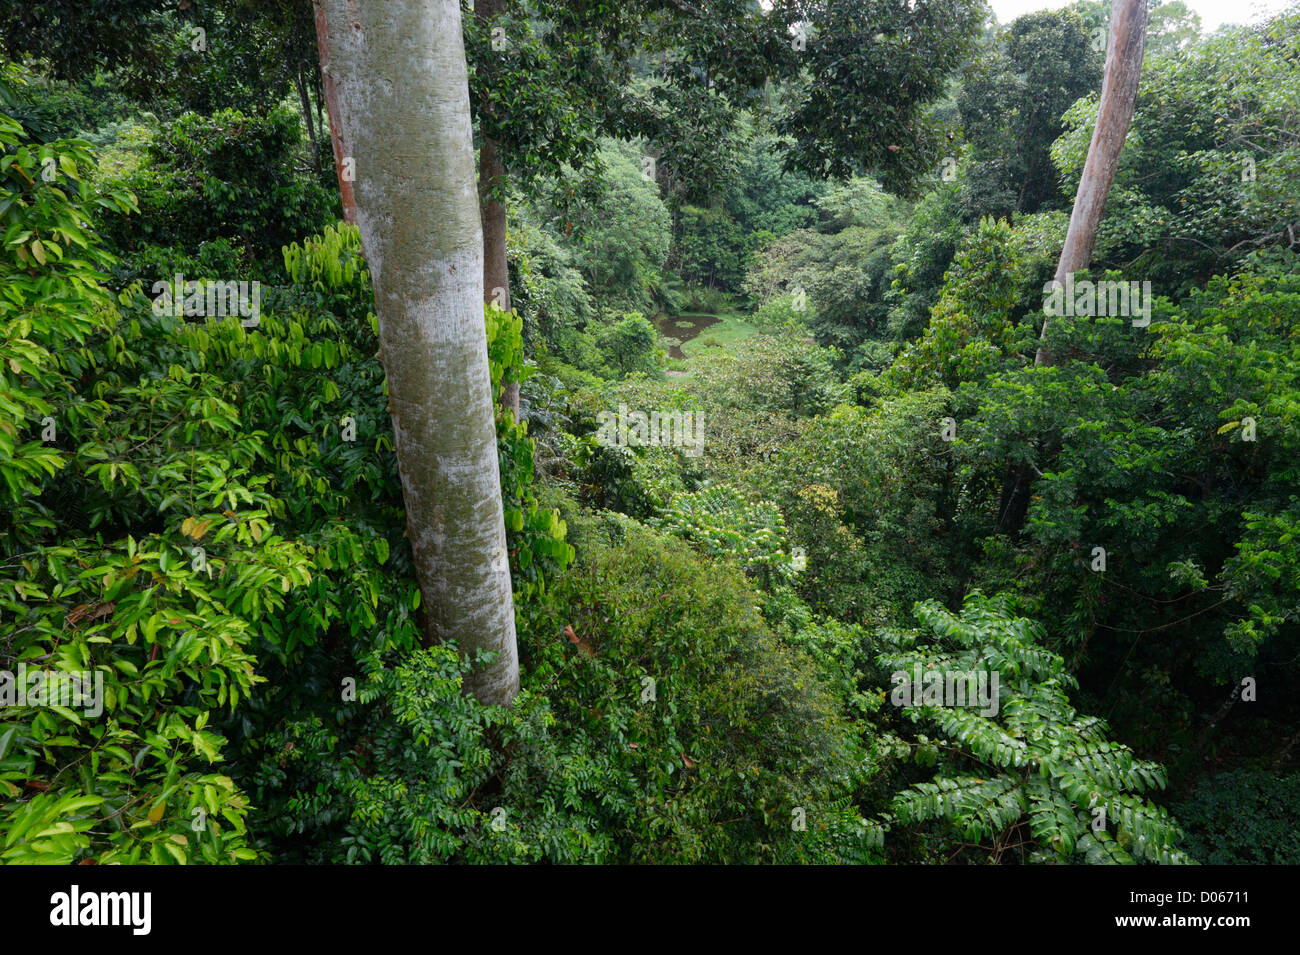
[1036, 0, 1147, 367]
[313, 1, 357, 226]
[314, 0, 520, 705]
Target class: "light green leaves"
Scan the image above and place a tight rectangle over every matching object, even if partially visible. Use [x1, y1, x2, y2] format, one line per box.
[875, 591, 1193, 864]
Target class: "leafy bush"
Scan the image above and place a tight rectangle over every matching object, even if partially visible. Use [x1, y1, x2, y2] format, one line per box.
[1, 93, 283, 863]
[887, 213, 1064, 390]
[281, 222, 373, 329]
[570, 418, 692, 521]
[594, 312, 661, 378]
[759, 392, 958, 626]
[522, 510, 881, 863]
[750, 292, 807, 332]
[870, 593, 1193, 864]
[559, 138, 671, 311]
[744, 180, 907, 356]
[487, 303, 575, 615]
[689, 334, 846, 419]
[1172, 770, 1300, 865]
[883, 181, 965, 342]
[674, 284, 735, 315]
[946, 257, 1300, 760]
[651, 485, 798, 592]
[508, 209, 594, 352]
[97, 106, 336, 279]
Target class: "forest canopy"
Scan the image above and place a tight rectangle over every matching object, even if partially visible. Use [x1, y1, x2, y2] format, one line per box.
[1, 0, 1298, 875]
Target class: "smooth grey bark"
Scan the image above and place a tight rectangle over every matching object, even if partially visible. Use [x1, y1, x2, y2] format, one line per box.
[315, 0, 520, 705]
[1035, 0, 1148, 367]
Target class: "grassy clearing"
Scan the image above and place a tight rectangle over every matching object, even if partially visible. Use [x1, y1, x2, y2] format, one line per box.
[660, 310, 758, 374]
[689, 311, 757, 352]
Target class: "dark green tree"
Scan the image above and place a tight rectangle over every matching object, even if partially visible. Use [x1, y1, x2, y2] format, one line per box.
[958, 9, 1102, 220]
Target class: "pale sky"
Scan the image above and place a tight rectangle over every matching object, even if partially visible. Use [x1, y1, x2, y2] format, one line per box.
[989, 0, 1297, 31]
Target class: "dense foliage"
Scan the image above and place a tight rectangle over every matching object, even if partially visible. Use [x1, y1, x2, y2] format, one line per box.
[4, 2, 1300, 868]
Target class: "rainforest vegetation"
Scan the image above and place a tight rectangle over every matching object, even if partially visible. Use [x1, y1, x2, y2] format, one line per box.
[1, 0, 1299, 866]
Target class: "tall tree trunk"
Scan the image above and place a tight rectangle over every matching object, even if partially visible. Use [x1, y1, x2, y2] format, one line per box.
[475, 0, 520, 422]
[313, 0, 357, 226]
[314, 0, 520, 705]
[480, 139, 510, 314]
[481, 137, 520, 420]
[294, 68, 321, 179]
[1035, 0, 1147, 367]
